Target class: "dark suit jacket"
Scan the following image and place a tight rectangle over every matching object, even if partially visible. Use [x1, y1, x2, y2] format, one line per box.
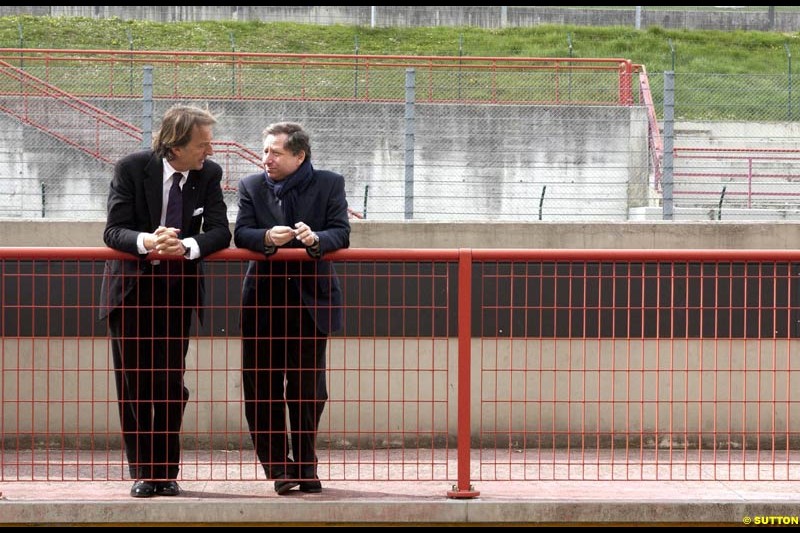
[98, 150, 232, 321]
[234, 168, 350, 334]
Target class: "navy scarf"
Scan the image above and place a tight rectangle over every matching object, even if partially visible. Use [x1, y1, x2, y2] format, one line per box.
[265, 158, 313, 226]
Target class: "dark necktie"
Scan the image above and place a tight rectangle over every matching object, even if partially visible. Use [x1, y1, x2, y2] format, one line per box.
[165, 172, 183, 230]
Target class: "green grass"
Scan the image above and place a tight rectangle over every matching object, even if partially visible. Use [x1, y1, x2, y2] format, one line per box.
[0, 15, 798, 75]
[1, 15, 799, 120]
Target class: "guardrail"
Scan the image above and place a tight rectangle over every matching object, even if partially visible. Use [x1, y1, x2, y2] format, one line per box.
[2, 246, 799, 496]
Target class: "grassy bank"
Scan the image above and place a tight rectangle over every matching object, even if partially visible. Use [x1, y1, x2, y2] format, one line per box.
[0, 15, 797, 74]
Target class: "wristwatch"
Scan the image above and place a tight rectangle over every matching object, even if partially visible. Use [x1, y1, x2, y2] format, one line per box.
[307, 233, 321, 258]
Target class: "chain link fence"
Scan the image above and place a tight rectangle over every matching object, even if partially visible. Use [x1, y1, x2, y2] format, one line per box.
[0, 52, 798, 222]
[644, 71, 800, 220]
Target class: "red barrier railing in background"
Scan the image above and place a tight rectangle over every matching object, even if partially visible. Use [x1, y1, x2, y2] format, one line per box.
[672, 147, 800, 209]
[636, 64, 663, 191]
[0, 49, 654, 223]
[0, 59, 264, 187]
[0, 49, 638, 106]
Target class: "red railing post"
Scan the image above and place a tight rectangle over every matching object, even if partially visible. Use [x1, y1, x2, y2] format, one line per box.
[447, 248, 479, 499]
[637, 64, 663, 192]
[619, 60, 633, 105]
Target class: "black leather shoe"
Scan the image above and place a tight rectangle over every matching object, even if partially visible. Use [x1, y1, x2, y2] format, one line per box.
[130, 480, 156, 498]
[299, 479, 322, 493]
[155, 480, 181, 496]
[274, 479, 300, 495]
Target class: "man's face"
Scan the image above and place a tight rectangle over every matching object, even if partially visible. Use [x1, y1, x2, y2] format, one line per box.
[171, 124, 214, 172]
[262, 133, 304, 181]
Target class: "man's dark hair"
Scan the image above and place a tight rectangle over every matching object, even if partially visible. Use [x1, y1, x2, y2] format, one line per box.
[263, 121, 312, 159]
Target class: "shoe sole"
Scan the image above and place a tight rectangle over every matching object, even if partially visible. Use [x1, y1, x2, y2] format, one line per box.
[275, 481, 300, 495]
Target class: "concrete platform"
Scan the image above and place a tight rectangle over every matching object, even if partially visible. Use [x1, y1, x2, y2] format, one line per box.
[2, 450, 799, 526]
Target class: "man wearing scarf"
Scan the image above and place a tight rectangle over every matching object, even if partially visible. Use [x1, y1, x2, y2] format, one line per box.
[234, 122, 351, 495]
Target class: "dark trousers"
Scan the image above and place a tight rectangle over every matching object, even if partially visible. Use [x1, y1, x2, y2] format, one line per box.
[108, 272, 192, 480]
[241, 278, 328, 480]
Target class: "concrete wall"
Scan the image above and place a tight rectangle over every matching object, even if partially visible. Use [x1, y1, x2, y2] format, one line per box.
[0, 100, 650, 222]
[4, 88, 798, 223]
[2, 220, 800, 445]
[0, 6, 796, 32]
[6, 220, 800, 250]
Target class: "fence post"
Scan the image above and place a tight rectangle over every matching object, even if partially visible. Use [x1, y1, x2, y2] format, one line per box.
[230, 31, 236, 97]
[539, 185, 547, 220]
[127, 28, 134, 94]
[354, 35, 359, 98]
[457, 33, 463, 99]
[17, 21, 23, 71]
[404, 68, 415, 219]
[668, 38, 675, 71]
[447, 248, 479, 499]
[141, 66, 153, 150]
[567, 33, 573, 100]
[662, 70, 675, 220]
[786, 43, 792, 120]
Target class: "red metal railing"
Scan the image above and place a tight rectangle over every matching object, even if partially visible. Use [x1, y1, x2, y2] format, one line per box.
[0, 50, 643, 215]
[0, 58, 263, 189]
[2, 247, 799, 495]
[635, 64, 663, 191]
[672, 147, 800, 208]
[0, 49, 637, 105]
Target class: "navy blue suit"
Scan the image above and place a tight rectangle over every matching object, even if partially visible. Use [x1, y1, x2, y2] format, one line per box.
[99, 150, 231, 480]
[234, 163, 350, 480]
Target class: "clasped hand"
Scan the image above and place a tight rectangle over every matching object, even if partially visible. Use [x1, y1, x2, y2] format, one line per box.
[153, 226, 184, 255]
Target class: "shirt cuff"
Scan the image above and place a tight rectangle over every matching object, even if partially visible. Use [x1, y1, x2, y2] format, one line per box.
[306, 244, 322, 259]
[182, 237, 200, 260]
[137, 232, 151, 255]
